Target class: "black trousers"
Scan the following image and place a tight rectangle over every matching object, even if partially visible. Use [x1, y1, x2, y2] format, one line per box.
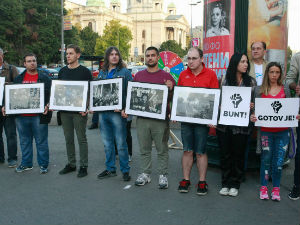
[217, 130, 248, 189]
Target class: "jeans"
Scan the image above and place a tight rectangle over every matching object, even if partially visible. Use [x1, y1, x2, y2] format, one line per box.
[181, 123, 209, 154]
[99, 111, 130, 173]
[217, 130, 248, 189]
[0, 116, 17, 162]
[92, 112, 99, 125]
[260, 130, 290, 187]
[136, 117, 169, 175]
[60, 112, 88, 167]
[16, 116, 49, 167]
[295, 125, 300, 188]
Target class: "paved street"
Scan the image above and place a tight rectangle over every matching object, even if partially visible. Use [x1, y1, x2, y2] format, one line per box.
[0, 116, 299, 225]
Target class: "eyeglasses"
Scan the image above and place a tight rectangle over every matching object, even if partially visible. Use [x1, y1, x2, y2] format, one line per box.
[187, 57, 200, 61]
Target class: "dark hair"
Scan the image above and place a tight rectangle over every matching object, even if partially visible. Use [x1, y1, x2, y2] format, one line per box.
[225, 53, 252, 86]
[211, 2, 226, 28]
[145, 46, 159, 56]
[23, 53, 37, 62]
[260, 62, 283, 95]
[66, 44, 81, 54]
[188, 47, 203, 58]
[250, 41, 267, 50]
[103, 46, 124, 71]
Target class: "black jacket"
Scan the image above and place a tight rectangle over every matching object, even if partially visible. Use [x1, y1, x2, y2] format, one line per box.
[13, 70, 52, 124]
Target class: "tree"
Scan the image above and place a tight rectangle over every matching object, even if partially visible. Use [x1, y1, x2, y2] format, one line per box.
[159, 40, 187, 58]
[94, 20, 132, 60]
[64, 25, 82, 48]
[80, 26, 99, 55]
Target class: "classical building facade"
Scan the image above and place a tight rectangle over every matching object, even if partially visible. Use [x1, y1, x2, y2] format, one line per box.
[65, 0, 189, 61]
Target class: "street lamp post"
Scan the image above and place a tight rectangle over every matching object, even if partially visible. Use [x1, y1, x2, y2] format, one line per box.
[189, 1, 201, 48]
[61, 0, 65, 66]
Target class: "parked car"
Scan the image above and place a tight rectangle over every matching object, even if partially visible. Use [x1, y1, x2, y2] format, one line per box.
[38, 68, 58, 79]
[128, 65, 147, 77]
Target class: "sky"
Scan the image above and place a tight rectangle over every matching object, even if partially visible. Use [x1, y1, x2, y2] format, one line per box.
[70, 0, 300, 52]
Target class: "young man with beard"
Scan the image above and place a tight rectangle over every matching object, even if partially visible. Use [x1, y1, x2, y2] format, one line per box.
[58, 44, 92, 178]
[134, 46, 175, 189]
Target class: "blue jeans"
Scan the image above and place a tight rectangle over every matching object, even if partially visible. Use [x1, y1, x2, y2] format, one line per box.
[16, 116, 49, 168]
[92, 112, 99, 124]
[181, 123, 209, 154]
[99, 112, 130, 173]
[260, 130, 290, 187]
[0, 116, 17, 162]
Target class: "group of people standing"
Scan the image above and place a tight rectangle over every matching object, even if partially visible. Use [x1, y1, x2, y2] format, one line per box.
[0, 42, 299, 202]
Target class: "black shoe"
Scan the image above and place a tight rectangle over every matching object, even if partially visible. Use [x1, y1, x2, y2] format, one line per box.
[97, 170, 117, 179]
[178, 179, 191, 193]
[59, 164, 76, 175]
[288, 185, 300, 200]
[123, 172, 131, 181]
[77, 167, 88, 178]
[0, 158, 4, 164]
[88, 123, 98, 130]
[197, 181, 208, 195]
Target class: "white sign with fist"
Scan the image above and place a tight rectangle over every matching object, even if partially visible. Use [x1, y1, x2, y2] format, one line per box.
[219, 86, 252, 126]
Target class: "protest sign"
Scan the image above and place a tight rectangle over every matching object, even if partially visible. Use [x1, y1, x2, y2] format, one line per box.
[219, 86, 251, 126]
[255, 98, 299, 127]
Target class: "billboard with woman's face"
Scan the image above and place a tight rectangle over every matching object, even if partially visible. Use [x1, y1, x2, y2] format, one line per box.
[247, 0, 288, 71]
[203, 0, 235, 79]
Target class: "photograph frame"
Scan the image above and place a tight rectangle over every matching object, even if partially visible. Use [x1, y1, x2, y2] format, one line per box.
[49, 80, 89, 112]
[0, 77, 5, 106]
[89, 78, 123, 112]
[5, 83, 45, 114]
[171, 86, 220, 125]
[125, 81, 169, 120]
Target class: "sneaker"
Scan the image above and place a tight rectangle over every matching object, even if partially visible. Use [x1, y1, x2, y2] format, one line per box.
[15, 165, 33, 173]
[97, 170, 117, 179]
[128, 155, 132, 162]
[178, 179, 191, 193]
[219, 187, 230, 196]
[135, 173, 151, 186]
[88, 123, 98, 130]
[228, 188, 239, 197]
[59, 164, 76, 175]
[40, 166, 48, 174]
[8, 160, 17, 168]
[158, 175, 168, 189]
[259, 186, 269, 200]
[271, 187, 281, 201]
[197, 181, 208, 195]
[77, 167, 88, 178]
[123, 172, 131, 181]
[288, 185, 300, 200]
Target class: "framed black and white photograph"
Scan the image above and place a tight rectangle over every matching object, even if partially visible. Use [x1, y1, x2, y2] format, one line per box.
[5, 83, 44, 114]
[171, 86, 220, 125]
[125, 81, 168, 120]
[89, 78, 122, 111]
[0, 77, 5, 105]
[49, 80, 89, 112]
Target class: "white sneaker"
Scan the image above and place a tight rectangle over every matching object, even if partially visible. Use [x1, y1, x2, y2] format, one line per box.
[228, 188, 239, 197]
[135, 173, 151, 186]
[219, 187, 230, 196]
[128, 155, 132, 162]
[158, 175, 168, 189]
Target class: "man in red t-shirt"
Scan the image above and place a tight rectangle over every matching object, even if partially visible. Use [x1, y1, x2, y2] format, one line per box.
[177, 47, 219, 195]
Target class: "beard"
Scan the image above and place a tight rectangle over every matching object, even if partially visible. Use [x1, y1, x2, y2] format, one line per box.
[146, 61, 158, 68]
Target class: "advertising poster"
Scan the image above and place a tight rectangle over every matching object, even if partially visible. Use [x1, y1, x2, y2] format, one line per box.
[203, 0, 235, 79]
[255, 98, 299, 128]
[248, 0, 288, 72]
[219, 86, 252, 126]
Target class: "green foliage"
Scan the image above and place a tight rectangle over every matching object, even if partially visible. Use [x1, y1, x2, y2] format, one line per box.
[65, 25, 82, 48]
[80, 26, 99, 55]
[159, 40, 187, 58]
[94, 20, 132, 60]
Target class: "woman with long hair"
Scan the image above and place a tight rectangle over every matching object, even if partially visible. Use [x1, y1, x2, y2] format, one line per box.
[250, 62, 298, 201]
[217, 53, 256, 197]
[206, 2, 230, 37]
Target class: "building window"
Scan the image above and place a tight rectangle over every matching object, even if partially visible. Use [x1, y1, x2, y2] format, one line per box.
[142, 30, 146, 39]
[88, 22, 92, 29]
[142, 44, 145, 53]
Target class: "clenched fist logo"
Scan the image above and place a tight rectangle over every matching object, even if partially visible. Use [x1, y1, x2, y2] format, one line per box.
[230, 93, 243, 108]
[271, 101, 282, 114]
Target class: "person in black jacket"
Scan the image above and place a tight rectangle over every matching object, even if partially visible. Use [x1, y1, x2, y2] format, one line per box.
[3, 53, 52, 174]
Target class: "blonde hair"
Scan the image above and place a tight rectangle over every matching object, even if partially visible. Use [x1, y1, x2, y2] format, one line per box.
[260, 62, 283, 95]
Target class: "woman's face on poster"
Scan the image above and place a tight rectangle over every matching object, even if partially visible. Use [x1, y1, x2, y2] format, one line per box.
[211, 7, 222, 27]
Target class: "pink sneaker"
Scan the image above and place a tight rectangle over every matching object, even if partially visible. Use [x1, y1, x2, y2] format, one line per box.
[271, 187, 281, 201]
[260, 186, 269, 200]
